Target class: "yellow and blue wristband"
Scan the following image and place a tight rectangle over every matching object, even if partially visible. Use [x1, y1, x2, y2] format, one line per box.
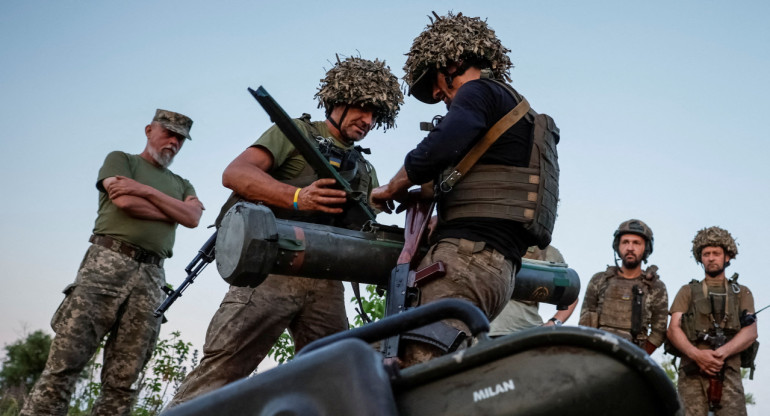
[293, 187, 302, 211]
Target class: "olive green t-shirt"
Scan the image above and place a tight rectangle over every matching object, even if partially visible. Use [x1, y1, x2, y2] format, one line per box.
[253, 119, 379, 190]
[93, 151, 196, 258]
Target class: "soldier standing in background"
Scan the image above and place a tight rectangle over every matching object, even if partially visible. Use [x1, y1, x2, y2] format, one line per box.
[489, 245, 577, 334]
[22, 110, 204, 416]
[579, 219, 668, 354]
[169, 56, 402, 407]
[667, 227, 757, 416]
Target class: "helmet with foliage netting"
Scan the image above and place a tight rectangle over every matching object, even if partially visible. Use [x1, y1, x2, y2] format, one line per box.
[403, 11, 513, 104]
[692, 226, 738, 263]
[315, 56, 403, 131]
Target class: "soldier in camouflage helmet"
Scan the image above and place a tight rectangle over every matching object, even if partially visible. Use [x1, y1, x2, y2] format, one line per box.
[315, 56, 402, 132]
[579, 219, 669, 354]
[22, 110, 204, 416]
[668, 227, 756, 416]
[371, 11, 548, 367]
[169, 56, 402, 406]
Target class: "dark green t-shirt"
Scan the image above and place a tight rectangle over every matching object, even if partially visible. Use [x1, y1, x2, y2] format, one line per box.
[93, 151, 196, 258]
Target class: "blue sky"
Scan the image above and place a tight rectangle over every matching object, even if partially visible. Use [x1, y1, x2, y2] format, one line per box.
[1, 1, 769, 412]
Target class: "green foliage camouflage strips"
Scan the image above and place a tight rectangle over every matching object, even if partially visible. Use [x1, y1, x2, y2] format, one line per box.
[691, 226, 738, 262]
[315, 56, 403, 131]
[403, 11, 513, 87]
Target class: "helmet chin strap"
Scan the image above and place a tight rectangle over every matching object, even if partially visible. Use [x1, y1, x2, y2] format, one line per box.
[440, 59, 470, 91]
[327, 104, 351, 143]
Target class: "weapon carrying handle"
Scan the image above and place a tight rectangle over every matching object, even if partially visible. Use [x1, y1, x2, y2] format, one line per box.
[298, 298, 490, 356]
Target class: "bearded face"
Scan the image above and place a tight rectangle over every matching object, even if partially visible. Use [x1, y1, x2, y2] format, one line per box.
[145, 122, 183, 168]
[618, 234, 646, 270]
[701, 246, 729, 278]
[148, 145, 175, 168]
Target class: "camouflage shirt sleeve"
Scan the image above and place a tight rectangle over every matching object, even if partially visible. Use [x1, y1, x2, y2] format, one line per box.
[646, 279, 669, 346]
[578, 271, 605, 327]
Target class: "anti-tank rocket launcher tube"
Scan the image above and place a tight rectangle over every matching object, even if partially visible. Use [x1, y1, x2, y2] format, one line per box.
[215, 202, 579, 308]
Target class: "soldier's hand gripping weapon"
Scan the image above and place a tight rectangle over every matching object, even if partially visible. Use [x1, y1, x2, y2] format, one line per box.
[154, 231, 217, 318]
[248, 86, 377, 227]
[706, 295, 728, 416]
[381, 189, 447, 360]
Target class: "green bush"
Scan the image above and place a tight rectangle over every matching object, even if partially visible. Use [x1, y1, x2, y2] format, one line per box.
[0, 330, 196, 416]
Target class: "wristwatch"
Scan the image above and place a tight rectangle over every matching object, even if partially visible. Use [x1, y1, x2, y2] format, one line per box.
[548, 318, 563, 326]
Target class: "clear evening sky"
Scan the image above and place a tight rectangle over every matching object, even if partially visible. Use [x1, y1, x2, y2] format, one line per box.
[1, 1, 768, 412]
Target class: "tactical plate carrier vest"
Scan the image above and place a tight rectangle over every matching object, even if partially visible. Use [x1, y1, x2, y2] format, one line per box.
[596, 266, 660, 345]
[438, 79, 559, 249]
[215, 115, 374, 230]
[681, 278, 742, 344]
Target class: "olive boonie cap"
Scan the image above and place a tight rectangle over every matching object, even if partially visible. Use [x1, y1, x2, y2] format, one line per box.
[153, 109, 193, 140]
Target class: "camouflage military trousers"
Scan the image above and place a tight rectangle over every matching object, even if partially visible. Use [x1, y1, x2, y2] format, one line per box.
[678, 355, 747, 416]
[21, 244, 164, 416]
[169, 274, 348, 407]
[401, 238, 515, 367]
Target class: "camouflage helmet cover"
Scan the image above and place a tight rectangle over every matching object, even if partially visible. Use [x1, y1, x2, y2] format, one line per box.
[403, 11, 513, 104]
[612, 219, 654, 260]
[315, 56, 403, 131]
[692, 226, 738, 263]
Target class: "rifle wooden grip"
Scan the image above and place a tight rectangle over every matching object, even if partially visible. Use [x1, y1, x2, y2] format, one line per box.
[414, 261, 446, 287]
[396, 189, 435, 266]
[708, 377, 723, 407]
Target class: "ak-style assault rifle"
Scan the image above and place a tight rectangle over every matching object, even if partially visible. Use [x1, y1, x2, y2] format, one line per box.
[153, 231, 217, 318]
[705, 324, 727, 415]
[380, 191, 449, 360]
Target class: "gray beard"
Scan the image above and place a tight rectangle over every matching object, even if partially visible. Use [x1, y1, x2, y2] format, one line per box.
[149, 147, 174, 168]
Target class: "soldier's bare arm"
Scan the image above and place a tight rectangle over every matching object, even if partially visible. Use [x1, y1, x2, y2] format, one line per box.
[103, 176, 172, 222]
[545, 299, 577, 326]
[370, 166, 413, 214]
[105, 176, 203, 228]
[222, 146, 347, 213]
[668, 311, 724, 376]
[715, 322, 757, 359]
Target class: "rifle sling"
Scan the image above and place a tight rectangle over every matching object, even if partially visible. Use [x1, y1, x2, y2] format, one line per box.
[440, 97, 530, 191]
